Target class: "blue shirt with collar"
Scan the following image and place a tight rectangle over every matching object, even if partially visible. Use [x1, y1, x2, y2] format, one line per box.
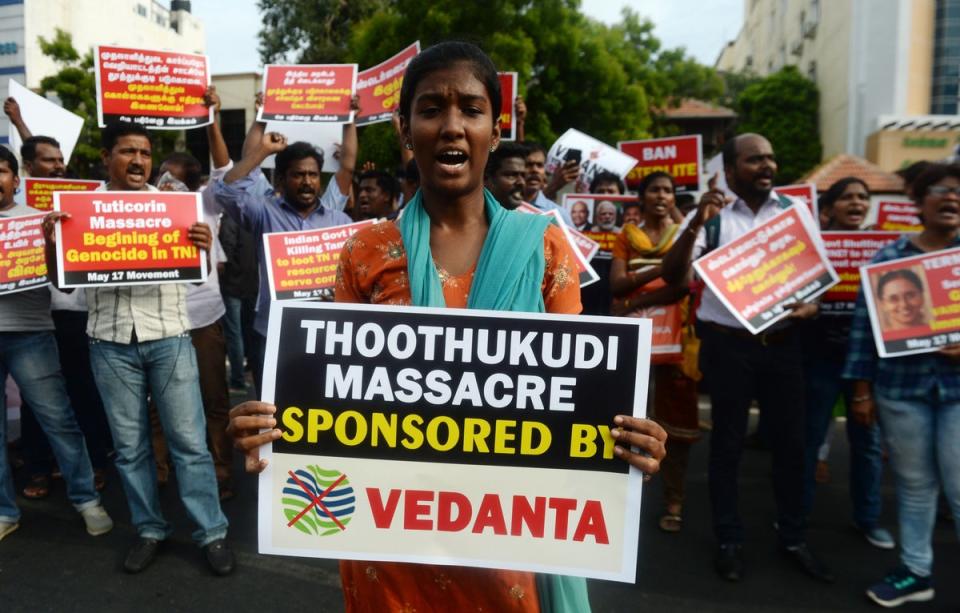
[531, 190, 574, 226]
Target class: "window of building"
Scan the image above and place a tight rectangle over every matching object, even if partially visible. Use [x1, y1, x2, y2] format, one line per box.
[931, 0, 960, 114]
[134, 3, 147, 17]
[807, 60, 817, 81]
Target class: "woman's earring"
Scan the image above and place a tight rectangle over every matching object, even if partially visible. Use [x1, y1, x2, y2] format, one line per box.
[404, 143, 413, 150]
[489, 146, 496, 153]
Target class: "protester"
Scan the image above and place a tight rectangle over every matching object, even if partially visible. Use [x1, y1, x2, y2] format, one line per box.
[611, 171, 698, 533]
[622, 200, 642, 226]
[589, 170, 625, 195]
[662, 133, 833, 583]
[483, 140, 527, 209]
[355, 170, 398, 220]
[843, 163, 960, 607]
[218, 213, 258, 392]
[0, 145, 113, 543]
[227, 41, 667, 613]
[42, 122, 232, 575]
[522, 141, 574, 224]
[801, 178, 892, 550]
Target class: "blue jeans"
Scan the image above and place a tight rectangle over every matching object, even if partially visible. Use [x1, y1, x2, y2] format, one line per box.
[802, 357, 884, 528]
[88, 334, 228, 545]
[0, 332, 99, 522]
[221, 296, 245, 388]
[875, 392, 960, 577]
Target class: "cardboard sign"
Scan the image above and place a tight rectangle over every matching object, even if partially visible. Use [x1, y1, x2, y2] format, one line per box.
[693, 205, 839, 334]
[259, 65, 357, 123]
[820, 231, 899, 315]
[561, 193, 637, 259]
[263, 220, 376, 300]
[776, 183, 818, 217]
[261, 122, 341, 173]
[258, 301, 651, 582]
[94, 45, 212, 129]
[872, 197, 922, 232]
[618, 135, 702, 193]
[54, 191, 206, 288]
[0, 213, 48, 296]
[498, 72, 518, 141]
[547, 129, 638, 193]
[356, 42, 420, 127]
[861, 246, 960, 357]
[22, 178, 103, 212]
[516, 202, 600, 287]
[8, 80, 83, 165]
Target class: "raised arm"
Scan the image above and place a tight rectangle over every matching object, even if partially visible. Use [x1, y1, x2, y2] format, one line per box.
[4, 97, 32, 141]
[515, 95, 526, 143]
[224, 131, 286, 185]
[204, 86, 230, 169]
[662, 189, 726, 286]
[333, 95, 359, 195]
[241, 92, 266, 162]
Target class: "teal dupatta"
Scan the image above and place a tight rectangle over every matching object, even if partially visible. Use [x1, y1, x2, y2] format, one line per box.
[399, 189, 592, 613]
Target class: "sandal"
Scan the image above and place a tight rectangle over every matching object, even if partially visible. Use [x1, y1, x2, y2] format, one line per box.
[22, 474, 50, 499]
[658, 513, 683, 533]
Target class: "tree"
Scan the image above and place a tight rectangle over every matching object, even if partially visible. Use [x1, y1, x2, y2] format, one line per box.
[36, 29, 180, 178]
[734, 66, 821, 184]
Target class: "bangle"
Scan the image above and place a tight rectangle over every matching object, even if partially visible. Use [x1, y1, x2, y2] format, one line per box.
[851, 394, 871, 403]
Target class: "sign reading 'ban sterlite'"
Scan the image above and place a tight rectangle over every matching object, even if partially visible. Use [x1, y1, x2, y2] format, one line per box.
[258, 302, 652, 582]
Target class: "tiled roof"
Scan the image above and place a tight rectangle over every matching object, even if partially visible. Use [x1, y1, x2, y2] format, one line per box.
[660, 98, 736, 119]
[800, 154, 905, 193]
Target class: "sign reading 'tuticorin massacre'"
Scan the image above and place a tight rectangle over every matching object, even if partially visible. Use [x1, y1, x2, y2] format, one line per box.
[258, 302, 651, 582]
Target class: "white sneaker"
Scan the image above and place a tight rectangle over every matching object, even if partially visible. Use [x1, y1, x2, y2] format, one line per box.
[0, 520, 19, 541]
[81, 505, 114, 536]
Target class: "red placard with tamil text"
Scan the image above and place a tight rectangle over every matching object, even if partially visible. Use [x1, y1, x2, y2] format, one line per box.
[820, 231, 899, 315]
[23, 178, 103, 212]
[618, 135, 702, 193]
[693, 205, 838, 334]
[259, 65, 357, 123]
[861, 246, 960, 357]
[0, 213, 48, 296]
[356, 42, 420, 127]
[874, 198, 922, 232]
[54, 191, 206, 288]
[94, 45, 212, 129]
[263, 220, 376, 301]
[777, 183, 818, 217]
[498, 72, 518, 141]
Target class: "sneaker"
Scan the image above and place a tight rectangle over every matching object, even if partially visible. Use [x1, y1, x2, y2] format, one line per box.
[80, 505, 114, 536]
[859, 525, 896, 550]
[866, 566, 934, 607]
[124, 537, 161, 574]
[203, 538, 235, 576]
[0, 520, 19, 541]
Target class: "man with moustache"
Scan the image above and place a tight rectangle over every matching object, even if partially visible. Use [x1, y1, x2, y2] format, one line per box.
[43, 122, 232, 576]
[590, 200, 621, 233]
[215, 132, 352, 394]
[355, 170, 398, 220]
[522, 142, 573, 224]
[662, 133, 832, 584]
[484, 142, 527, 210]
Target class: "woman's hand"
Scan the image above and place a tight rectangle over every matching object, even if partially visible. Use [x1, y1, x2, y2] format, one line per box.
[226, 401, 283, 474]
[610, 415, 667, 476]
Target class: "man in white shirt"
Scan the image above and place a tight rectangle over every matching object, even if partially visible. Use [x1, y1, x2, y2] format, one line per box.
[662, 133, 831, 584]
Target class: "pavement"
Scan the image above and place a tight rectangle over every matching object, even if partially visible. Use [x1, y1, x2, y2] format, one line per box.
[1, 398, 958, 612]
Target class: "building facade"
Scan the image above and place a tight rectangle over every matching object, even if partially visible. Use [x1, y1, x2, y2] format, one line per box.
[716, 0, 959, 170]
[1, 0, 204, 143]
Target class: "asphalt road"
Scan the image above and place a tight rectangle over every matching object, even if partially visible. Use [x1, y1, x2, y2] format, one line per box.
[1, 400, 957, 612]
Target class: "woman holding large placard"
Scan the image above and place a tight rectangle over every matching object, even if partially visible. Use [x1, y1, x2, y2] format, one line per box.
[843, 163, 960, 608]
[228, 42, 667, 612]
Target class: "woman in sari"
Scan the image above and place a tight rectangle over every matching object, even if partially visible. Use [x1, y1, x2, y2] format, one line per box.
[609, 171, 698, 533]
[227, 42, 667, 612]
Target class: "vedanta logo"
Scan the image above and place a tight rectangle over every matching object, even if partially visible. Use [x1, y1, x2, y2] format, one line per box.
[282, 465, 356, 536]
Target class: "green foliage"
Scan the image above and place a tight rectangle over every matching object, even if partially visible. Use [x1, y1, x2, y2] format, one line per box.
[734, 66, 821, 184]
[36, 29, 180, 179]
[258, 0, 727, 170]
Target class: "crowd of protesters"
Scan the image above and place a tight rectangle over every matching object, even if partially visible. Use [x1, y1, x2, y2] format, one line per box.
[0, 40, 958, 611]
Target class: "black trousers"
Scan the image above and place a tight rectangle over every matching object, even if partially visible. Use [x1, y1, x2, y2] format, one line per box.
[698, 322, 807, 546]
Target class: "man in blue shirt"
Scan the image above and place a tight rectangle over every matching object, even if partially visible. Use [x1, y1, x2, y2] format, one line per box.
[214, 131, 353, 394]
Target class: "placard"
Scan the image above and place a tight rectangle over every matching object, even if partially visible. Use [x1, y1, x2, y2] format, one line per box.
[259, 64, 357, 123]
[820, 231, 899, 315]
[547, 129, 638, 193]
[872, 197, 922, 232]
[692, 204, 838, 334]
[776, 183, 818, 217]
[22, 178, 103, 212]
[263, 220, 377, 300]
[356, 42, 420, 127]
[516, 202, 599, 287]
[861, 246, 960, 357]
[54, 191, 207, 288]
[498, 72, 518, 141]
[258, 301, 651, 582]
[0, 213, 48, 296]
[618, 135, 702, 193]
[94, 45, 212, 129]
[561, 193, 637, 259]
[8, 79, 83, 166]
